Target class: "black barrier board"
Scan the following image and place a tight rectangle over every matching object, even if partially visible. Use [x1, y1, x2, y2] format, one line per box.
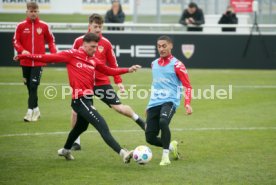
[1, 32, 276, 69]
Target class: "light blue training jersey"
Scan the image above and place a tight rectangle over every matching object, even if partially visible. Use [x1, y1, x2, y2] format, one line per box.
[147, 57, 182, 109]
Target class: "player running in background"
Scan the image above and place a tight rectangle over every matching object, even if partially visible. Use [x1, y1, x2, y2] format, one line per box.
[13, 2, 57, 122]
[71, 13, 146, 150]
[145, 35, 192, 166]
[14, 33, 141, 163]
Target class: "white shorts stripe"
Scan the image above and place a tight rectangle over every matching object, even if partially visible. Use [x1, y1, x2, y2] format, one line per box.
[79, 98, 90, 111]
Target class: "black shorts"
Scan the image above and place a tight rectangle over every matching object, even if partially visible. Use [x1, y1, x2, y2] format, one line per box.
[93, 85, 121, 107]
[71, 95, 94, 112]
[22, 66, 42, 85]
[146, 102, 176, 134]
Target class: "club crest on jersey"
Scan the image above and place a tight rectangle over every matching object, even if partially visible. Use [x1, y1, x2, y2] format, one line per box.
[182, 44, 195, 59]
[36, 27, 42, 35]
[98, 46, 104, 53]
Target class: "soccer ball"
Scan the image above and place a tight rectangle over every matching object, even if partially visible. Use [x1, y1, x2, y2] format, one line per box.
[133, 145, 152, 165]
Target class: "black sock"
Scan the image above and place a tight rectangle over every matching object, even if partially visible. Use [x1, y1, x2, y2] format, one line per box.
[135, 117, 146, 130]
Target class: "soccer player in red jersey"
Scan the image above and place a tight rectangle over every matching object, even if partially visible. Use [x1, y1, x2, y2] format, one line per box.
[71, 14, 146, 150]
[13, 2, 57, 122]
[14, 33, 141, 163]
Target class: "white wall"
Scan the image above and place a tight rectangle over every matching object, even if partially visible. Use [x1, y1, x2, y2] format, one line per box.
[0, 0, 134, 14]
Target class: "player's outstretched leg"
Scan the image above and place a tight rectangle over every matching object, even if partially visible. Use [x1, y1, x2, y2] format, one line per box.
[111, 104, 146, 130]
[73, 97, 133, 163]
[85, 108, 134, 163]
[58, 114, 89, 160]
[94, 85, 146, 130]
[71, 110, 81, 151]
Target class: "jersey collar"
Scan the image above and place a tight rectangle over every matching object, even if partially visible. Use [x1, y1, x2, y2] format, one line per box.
[158, 54, 173, 66]
[26, 17, 39, 24]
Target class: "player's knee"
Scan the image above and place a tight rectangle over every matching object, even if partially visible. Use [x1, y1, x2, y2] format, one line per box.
[71, 113, 78, 128]
[29, 82, 38, 91]
[112, 104, 133, 117]
[78, 124, 89, 132]
[145, 132, 156, 145]
[159, 118, 169, 129]
[112, 104, 125, 114]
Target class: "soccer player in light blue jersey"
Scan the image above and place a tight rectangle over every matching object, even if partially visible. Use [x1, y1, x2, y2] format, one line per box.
[145, 35, 193, 166]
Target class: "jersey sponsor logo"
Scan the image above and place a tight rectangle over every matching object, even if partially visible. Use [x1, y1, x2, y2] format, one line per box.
[98, 46, 104, 53]
[36, 27, 42, 35]
[76, 62, 94, 69]
[23, 27, 30, 33]
[153, 77, 170, 83]
[182, 44, 195, 59]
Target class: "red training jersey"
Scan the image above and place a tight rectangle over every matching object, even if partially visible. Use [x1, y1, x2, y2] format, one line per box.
[157, 55, 192, 106]
[13, 17, 57, 67]
[17, 47, 129, 99]
[73, 34, 122, 86]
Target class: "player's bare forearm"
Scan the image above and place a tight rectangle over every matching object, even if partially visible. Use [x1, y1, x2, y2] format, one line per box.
[116, 83, 125, 93]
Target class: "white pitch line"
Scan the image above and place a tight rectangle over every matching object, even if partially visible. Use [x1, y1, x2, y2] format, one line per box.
[227, 85, 276, 89]
[0, 127, 275, 138]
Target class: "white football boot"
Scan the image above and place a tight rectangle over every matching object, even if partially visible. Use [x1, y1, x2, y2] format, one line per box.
[120, 149, 133, 163]
[58, 148, 74, 160]
[159, 155, 171, 166]
[24, 110, 33, 122]
[32, 108, 40, 122]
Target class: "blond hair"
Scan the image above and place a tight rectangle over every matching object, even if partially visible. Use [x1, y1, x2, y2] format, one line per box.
[27, 2, 39, 10]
